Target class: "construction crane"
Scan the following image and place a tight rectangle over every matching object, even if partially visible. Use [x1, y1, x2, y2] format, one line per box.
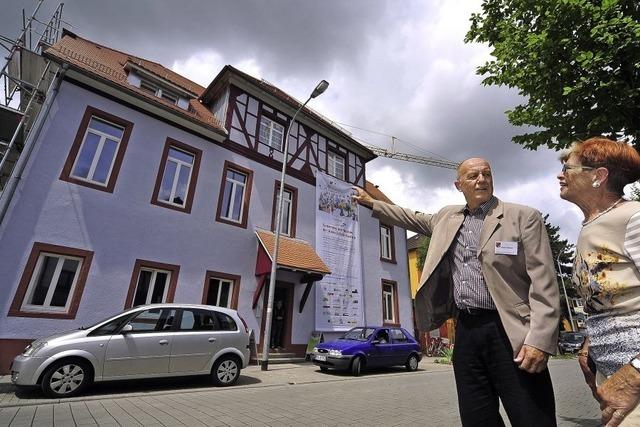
[327, 121, 460, 170]
[365, 144, 459, 170]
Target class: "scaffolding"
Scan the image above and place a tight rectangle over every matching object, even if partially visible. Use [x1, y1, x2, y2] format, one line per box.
[0, 0, 63, 189]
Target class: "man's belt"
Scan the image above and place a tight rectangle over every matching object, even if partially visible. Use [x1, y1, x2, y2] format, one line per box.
[458, 306, 497, 316]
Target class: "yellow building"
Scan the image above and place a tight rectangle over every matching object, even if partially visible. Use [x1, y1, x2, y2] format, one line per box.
[406, 234, 455, 346]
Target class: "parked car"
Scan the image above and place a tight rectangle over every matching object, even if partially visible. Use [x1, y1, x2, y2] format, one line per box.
[312, 326, 422, 376]
[558, 331, 586, 354]
[10, 304, 251, 397]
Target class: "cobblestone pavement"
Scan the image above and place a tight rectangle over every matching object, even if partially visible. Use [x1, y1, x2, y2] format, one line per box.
[0, 359, 601, 426]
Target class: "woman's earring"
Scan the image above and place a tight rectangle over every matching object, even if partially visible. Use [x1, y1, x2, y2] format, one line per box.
[592, 181, 601, 188]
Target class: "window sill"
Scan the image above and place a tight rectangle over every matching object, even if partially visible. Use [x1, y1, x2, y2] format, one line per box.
[8, 309, 76, 319]
[59, 175, 114, 193]
[215, 216, 248, 229]
[151, 198, 191, 214]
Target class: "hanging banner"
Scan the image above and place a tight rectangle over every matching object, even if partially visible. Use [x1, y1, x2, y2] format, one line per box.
[315, 171, 364, 331]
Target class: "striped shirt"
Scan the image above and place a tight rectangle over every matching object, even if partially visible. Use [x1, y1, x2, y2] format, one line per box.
[450, 196, 497, 310]
[625, 210, 640, 272]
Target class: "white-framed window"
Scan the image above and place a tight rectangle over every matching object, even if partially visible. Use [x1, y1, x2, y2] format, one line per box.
[21, 253, 83, 313]
[133, 268, 171, 307]
[71, 117, 124, 186]
[328, 151, 345, 180]
[259, 116, 285, 151]
[382, 281, 397, 324]
[158, 147, 194, 207]
[206, 277, 234, 308]
[380, 225, 393, 260]
[221, 169, 248, 223]
[276, 189, 293, 236]
[139, 79, 179, 106]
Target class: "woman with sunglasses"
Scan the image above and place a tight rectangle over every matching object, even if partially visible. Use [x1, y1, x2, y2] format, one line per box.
[558, 137, 640, 426]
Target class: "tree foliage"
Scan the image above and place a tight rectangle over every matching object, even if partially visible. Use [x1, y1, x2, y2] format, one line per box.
[542, 213, 579, 302]
[416, 235, 431, 272]
[466, 0, 640, 150]
[543, 213, 574, 271]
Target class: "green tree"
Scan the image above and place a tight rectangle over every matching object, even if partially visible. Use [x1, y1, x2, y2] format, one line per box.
[542, 213, 578, 330]
[416, 235, 431, 271]
[543, 213, 574, 270]
[466, 0, 640, 150]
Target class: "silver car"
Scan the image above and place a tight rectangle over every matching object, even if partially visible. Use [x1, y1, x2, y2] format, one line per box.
[10, 303, 251, 397]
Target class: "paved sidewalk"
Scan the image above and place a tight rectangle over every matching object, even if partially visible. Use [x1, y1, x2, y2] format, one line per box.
[0, 359, 600, 426]
[0, 357, 451, 408]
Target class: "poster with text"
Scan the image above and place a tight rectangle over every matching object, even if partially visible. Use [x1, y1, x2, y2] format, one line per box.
[315, 171, 364, 331]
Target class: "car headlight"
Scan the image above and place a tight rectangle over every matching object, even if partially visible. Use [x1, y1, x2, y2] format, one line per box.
[328, 349, 342, 357]
[22, 341, 47, 357]
[313, 347, 318, 353]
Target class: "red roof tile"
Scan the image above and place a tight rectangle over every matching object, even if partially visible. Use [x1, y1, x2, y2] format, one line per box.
[255, 229, 330, 275]
[365, 180, 395, 204]
[43, 32, 225, 134]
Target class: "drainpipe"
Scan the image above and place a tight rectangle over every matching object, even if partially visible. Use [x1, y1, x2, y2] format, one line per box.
[0, 62, 68, 234]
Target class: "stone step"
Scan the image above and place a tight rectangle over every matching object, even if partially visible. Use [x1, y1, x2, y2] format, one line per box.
[253, 353, 308, 364]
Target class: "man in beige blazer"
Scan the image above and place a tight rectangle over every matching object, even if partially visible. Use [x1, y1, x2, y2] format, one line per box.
[353, 158, 560, 427]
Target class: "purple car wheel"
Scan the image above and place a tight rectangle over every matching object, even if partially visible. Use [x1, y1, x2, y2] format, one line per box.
[406, 354, 419, 371]
[351, 356, 362, 376]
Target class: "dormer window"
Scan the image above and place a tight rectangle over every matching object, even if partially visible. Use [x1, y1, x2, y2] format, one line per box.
[125, 65, 192, 111]
[139, 79, 180, 106]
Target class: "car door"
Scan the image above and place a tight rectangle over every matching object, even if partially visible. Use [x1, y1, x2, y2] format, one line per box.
[390, 328, 412, 365]
[369, 329, 394, 367]
[169, 308, 223, 373]
[103, 307, 176, 378]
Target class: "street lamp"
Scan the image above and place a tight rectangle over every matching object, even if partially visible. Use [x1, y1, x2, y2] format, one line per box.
[556, 253, 575, 332]
[261, 79, 329, 370]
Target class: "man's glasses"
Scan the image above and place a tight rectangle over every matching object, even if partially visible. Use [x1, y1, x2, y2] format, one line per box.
[561, 163, 595, 173]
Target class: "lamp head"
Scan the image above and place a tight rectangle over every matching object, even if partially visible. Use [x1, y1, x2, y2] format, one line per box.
[310, 80, 329, 98]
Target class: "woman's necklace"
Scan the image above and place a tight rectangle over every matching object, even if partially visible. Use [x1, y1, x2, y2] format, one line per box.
[582, 198, 625, 226]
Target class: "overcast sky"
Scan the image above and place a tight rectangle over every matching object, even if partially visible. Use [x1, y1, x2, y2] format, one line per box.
[3, 0, 594, 244]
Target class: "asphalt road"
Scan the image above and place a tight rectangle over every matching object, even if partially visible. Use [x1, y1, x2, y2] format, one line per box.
[0, 359, 601, 426]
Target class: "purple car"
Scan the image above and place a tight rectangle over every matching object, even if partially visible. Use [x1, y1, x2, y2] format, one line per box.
[311, 326, 422, 376]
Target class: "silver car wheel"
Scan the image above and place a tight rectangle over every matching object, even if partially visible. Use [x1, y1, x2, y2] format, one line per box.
[406, 354, 419, 371]
[215, 359, 239, 385]
[49, 363, 85, 395]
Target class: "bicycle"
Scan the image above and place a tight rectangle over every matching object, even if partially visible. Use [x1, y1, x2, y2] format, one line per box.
[426, 337, 451, 357]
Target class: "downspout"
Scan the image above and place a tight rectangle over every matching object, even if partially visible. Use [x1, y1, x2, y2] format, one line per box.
[0, 62, 68, 234]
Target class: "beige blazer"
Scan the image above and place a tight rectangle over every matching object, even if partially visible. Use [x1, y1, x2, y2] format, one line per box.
[373, 198, 560, 355]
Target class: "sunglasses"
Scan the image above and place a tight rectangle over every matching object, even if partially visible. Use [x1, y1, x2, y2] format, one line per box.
[561, 164, 595, 173]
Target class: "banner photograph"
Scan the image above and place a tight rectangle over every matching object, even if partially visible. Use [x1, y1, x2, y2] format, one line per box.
[314, 172, 364, 331]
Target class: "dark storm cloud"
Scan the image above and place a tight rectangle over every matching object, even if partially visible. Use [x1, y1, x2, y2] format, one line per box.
[2, 0, 401, 78]
[1, 0, 582, 241]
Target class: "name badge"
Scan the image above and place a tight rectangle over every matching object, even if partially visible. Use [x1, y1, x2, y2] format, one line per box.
[495, 241, 518, 255]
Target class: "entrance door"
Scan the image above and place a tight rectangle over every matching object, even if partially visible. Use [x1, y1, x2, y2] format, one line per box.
[260, 281, 293, 350]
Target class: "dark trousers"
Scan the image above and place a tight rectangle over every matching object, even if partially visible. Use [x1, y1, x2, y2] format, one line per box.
[271, 320, 283, 348]
[453, 310, 556, 427]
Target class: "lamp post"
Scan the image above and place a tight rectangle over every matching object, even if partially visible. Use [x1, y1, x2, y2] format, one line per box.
[556, 253, 575, 331]
[261, 79, 329, 371]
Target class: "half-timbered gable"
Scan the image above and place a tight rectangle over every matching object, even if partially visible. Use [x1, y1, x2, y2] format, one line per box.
[201, 66, 373, 187]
